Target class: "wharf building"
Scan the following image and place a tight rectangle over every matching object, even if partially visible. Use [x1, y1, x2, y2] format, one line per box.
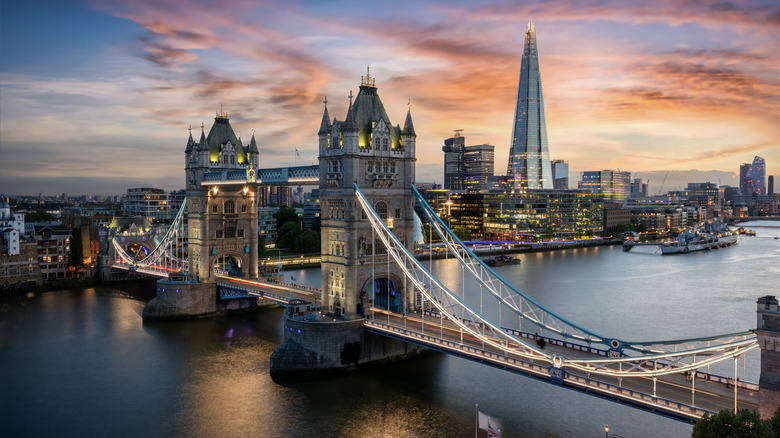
[421, 190, 604, 241]
[1, 199, 41, 292]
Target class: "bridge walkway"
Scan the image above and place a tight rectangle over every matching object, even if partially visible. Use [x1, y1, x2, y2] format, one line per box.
[366, 310, 758, 422]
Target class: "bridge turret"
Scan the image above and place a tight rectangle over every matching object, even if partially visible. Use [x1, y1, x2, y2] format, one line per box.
[756, 295, 780, 418]
[318, 97, 331, 156]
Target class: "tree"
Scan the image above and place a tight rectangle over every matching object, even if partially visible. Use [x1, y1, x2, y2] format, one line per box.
[25, 210, 55, 222]
[692, 408, 780, 438]
[311, 216, 321, 232]
[294, 229, 321, 253]
[275, 205, 300, 231]
[544, 226, 555, 241]
[452, 226, 471, 241]
[257, 234, 266, 258]
[68, 227, 84, 268]
[277, 221, 301, 248]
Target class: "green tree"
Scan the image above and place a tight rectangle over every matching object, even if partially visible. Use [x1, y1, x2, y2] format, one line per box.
[68, 227, 84, 268]
[294, 229, 321, 253]
[692, 408, 779, 438]
[311, 216, 321, 232]
[257, 234, 266, 258]
[544, 226, 555, 241]
[277, 221, 301, 248]
[25, 210, 55, 222]
[275, 205, 300, 231]
[452, 226, 471, 241]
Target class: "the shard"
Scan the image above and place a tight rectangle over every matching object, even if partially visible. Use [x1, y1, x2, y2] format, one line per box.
[506, 22, 553, 190]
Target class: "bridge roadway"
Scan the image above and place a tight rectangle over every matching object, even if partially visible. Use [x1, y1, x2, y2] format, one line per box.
[365, 309, 758, 422]
[215, 275, 322, 305]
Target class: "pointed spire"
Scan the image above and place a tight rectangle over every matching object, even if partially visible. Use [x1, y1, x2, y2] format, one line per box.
[185, 125, 195, 153]
[248, 128, 259, 154]
[197, 121, 208, 151]
[318, 95, 331, 135]
[343, 91, 358, 132]
[402, 100, 415, 136]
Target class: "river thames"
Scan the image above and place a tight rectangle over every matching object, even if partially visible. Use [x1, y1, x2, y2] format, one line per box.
[1, 221, 778, 437]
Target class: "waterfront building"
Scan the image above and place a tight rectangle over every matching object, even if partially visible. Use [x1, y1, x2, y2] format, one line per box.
[257, 207, 276, 243]
[506, 22, 553, 190]
[33, 224, 72, 281]
[464, 144, 495, 191]
[0, 197, 24, 256]
[1, 199, 41, 291]
[442, 131, 466, 190]
[687, 182, 719, 220]
[551, 160, 569, 190]
[578, 170, 631, 203]
[769, 175, 774, 195]
[603, 203, 631, 236]
[483, 190, 604, 241]
[745, 156, 766, 195]
[420, 190, 485, 239]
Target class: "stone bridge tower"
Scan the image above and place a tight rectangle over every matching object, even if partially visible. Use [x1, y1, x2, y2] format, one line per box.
[318, 68, 417, 319]
[756, 295, 780, 418]
[184, 108, 260, 282]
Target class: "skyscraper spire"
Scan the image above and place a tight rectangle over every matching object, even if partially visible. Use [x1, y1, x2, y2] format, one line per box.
[506, 21, 553, 190]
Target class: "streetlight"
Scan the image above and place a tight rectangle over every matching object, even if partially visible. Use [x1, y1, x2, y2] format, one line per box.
[604, 425, 609, 438]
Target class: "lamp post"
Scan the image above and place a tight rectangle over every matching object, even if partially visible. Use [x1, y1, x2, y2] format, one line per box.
[604, 425, 609, 438]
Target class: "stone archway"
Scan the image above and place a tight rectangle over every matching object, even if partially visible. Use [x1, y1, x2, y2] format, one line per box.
[212, 252, 246, 278]
[362, 273, 405, 314]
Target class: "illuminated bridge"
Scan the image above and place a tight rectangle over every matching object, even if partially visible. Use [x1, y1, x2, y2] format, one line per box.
[110, 184, 770, 423]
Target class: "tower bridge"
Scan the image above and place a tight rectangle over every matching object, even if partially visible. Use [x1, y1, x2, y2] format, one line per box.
[109, 71, 779, 422]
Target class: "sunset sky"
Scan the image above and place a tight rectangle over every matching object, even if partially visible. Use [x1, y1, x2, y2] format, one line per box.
[1, 0, 778, 196]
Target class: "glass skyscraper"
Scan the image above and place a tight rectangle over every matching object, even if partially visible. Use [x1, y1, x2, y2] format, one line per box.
[746, 155, 766, 195]
[506, 22, 553, 190]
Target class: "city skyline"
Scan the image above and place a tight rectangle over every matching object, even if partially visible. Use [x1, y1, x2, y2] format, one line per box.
[1, 0, 778, 195]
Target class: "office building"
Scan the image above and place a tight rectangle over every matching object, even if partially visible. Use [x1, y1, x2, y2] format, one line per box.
[442, 132, 466, 190]
[551, 160, 569, 190]
[578, 170, 631, 203]
[506, 22, 553, 189]
[464, 144, 495, 191]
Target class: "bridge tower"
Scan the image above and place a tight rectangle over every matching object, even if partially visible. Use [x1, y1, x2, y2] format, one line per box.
[143, 109, 259, 320]
[318, 68, 417, 319]
[270, 70, 423, 373]
[184, 109, 260, 282]
[756, 295, 780, 418]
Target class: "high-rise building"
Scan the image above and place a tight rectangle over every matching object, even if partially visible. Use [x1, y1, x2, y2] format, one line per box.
[442, 131, 466, 190]
[630, 178, 648, 198]
[745, 156, 766, 195]
[740, 163, 751, 195]
[769, 175, 774, 195]
[506, 22, 553, 190]
[442, 132, 495, 191]
[551, 160, 568, 190]
[578, 170, 631, 203]
[464, 144, 495, 191]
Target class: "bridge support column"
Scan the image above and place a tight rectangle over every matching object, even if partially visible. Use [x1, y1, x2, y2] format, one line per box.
[756, 295, 780, 419]
[270, 317, 424, 375]
[143, 279, 216, 320]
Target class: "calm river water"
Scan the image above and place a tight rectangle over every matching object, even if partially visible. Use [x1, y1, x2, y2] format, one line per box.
[1, 221, 778, 438]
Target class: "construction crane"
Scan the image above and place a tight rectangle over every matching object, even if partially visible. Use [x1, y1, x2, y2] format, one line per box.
[657, 171, 670, 196]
